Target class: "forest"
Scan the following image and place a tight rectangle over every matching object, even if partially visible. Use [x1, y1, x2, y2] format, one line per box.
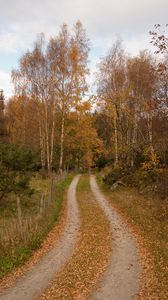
[1, 22, 168, 195]
[0, 22, 168, 299]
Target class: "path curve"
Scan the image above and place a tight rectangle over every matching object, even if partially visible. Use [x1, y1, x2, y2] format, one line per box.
[88, 175, 141, 300]
[0, 175, 81, 300]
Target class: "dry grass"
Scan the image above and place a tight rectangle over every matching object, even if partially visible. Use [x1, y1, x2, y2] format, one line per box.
[39, 175, 111, 300]
[0, 174, 71, 280]
[0, 184, 68, 292]
[0, 177, 50, 267]
[0, 206, 54, 254]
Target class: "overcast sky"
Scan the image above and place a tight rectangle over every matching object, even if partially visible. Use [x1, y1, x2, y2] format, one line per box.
[0, 0, 168, 97]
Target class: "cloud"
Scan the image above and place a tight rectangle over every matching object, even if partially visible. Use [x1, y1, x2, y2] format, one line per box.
[0, 71, 12, 97]
[0, 31, 21, 54]
[1, 0, 168, 41]
[0, 0, 167, 95]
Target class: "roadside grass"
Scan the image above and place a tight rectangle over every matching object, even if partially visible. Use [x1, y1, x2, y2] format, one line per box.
[0, 174, 72, 280]
[40, 175, 111, 300]
[0, 176, 50, 220]
[97, 175, 168, 299]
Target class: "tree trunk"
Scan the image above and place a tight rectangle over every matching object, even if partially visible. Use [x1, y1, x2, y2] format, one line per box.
[38, 104, 46, 169]
[59, 106, 65, 174]
[44, 99, 51, 175]
[147, 113, 155, 160]
[50, 100, 56, 172]
[39, 122, 46, 169]
[131, 117, 138, 167]
[113, 108, 119, 167]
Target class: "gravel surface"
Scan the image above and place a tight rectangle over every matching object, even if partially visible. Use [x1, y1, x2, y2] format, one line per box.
[0, 175, 81, 300]
[87, 175, 141, 300]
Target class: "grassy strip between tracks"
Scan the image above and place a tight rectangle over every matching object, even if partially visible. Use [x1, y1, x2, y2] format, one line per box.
[40, 175, 111, 300]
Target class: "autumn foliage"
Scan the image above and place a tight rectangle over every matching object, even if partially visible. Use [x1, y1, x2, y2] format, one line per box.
[1, 22, 168, 185]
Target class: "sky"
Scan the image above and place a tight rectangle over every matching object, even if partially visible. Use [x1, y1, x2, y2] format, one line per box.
[0, 0, 168, 97]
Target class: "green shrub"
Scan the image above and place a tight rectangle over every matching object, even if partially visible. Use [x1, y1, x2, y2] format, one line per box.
[0, 143, 35, 201]
[96, 155, 110, 170]
[103, 166, 123, 186]
[102, 161, 168, 200]
[123, 168, 168, 198]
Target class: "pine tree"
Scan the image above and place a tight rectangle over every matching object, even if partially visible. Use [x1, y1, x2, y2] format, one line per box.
[0, 89, 5, 138]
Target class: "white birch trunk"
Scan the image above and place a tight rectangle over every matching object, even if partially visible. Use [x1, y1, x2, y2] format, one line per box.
[44, 99, 51, 174]
[147, 113, 155, 160]
[59, 106, 65, 174]
[50, 100, 56, 171]
[113, 107, 119, 167]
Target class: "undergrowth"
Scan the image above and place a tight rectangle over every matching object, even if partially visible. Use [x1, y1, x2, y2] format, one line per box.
[0, 174, 72, 280]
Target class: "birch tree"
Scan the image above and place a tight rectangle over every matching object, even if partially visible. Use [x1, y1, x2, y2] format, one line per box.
[11, 35, 60, 174]
[47, 21, 89, 173]
[11, 35, 54, 172]
[11, 22, 89, 174]
[96, 40, 127, 166]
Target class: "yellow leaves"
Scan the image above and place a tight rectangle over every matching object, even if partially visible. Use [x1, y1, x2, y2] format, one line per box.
[64, 110, 103, 168]
[141, 146, 159, 171]
[69, 45, 79, 62]
[75, 101, 91, 114]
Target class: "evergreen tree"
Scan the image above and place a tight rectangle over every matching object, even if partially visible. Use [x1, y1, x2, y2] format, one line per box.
[0, 89, 5, 138]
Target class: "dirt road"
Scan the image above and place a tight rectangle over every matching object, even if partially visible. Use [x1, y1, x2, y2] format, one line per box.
[0, 174, 141, 300]
[87, 175, 140, 300]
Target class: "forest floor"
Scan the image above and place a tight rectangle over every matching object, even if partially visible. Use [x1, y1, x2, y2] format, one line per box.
[0, 174, 153, 300]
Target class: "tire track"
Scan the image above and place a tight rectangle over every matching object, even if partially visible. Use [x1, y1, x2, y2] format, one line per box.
[88, 175, 141, 300]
